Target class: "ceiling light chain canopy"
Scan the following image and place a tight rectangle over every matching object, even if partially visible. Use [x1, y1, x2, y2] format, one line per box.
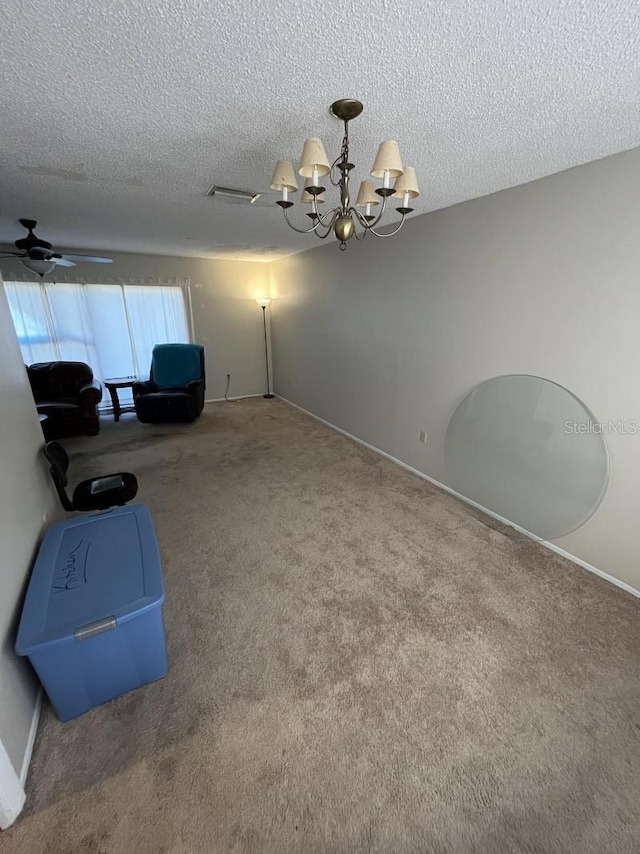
[270, 99, 419, 251]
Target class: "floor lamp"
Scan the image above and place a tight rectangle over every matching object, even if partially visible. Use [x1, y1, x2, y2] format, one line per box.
[256, 298, 274, 398]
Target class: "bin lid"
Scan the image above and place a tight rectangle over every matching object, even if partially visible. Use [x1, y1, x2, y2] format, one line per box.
[16, 503, 164, 655]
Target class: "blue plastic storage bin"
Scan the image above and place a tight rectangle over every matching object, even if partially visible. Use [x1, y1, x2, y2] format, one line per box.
[16, 503, 168, 721]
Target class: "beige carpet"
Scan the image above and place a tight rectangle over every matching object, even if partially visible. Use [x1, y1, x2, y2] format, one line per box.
[4, 399, 640, 853]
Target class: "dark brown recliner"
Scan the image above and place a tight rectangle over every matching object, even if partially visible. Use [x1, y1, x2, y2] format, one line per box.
[27, 361, 102, 440]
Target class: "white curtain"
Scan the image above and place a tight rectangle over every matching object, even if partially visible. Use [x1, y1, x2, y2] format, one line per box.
[121, 285, 190, 376]
[5, 282, 191, 408]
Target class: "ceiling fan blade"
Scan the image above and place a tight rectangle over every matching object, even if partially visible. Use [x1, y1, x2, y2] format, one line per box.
[53, 258, 77, 267]
[61, 254, 113, 264]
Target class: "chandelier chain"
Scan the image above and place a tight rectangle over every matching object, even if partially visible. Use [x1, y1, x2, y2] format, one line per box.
[340, 120, 349, 165]
[330, 121, 351, 186]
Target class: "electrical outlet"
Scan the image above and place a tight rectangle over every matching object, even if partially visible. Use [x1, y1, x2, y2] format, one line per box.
[419, 430, 427, 444]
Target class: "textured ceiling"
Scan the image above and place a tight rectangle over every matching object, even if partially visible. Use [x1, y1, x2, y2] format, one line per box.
[1, 0, 639, 261]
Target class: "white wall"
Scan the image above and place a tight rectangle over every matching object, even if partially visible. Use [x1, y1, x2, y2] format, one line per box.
[0, 252, 271, 400]
[269, 146, 640, 591]
[0, 277, 57, 792]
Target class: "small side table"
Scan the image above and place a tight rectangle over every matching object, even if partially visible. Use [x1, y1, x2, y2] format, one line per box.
[104, 377, 138, 422]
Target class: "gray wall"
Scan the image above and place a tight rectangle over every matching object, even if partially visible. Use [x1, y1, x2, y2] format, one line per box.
[0, 252, 271, 400]
[0, 278, 58, 777]
[269, 147, 640, 591]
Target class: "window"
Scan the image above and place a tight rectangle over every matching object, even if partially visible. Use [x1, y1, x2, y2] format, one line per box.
[6, 281, 191, 408]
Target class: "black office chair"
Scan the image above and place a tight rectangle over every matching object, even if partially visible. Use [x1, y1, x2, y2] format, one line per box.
[43, 441, 138, 512]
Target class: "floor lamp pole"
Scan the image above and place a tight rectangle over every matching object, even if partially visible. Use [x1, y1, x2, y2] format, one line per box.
[262, 305, 274, 398]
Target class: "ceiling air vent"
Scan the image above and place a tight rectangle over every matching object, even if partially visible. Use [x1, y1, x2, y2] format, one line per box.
[206, 185, 262, 204]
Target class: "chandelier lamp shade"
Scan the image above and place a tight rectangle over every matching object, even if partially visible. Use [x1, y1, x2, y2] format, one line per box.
[270, 99, 419, 250]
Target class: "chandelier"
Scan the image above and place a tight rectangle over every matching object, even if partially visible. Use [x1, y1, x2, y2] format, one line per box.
[270, 99, 420, 251]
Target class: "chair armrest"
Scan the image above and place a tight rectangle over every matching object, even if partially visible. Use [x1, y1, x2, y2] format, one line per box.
[186, 377, 205, 417]
[133, 380, 157, 397]
[79, 380, 103, 407]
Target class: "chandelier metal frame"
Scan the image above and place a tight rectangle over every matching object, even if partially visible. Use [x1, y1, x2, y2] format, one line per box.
[271, 99, 419, 251]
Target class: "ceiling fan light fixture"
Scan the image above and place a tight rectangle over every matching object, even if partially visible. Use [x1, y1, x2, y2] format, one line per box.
[207, 185, 262, 204]
[20, 257, 56, 276]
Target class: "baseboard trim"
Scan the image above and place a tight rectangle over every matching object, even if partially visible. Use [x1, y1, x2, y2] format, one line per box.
[277, 395, 640, 600]
[204, 394, 264, 404]
[19, 689, 42, 787]
[0, 742, 25, 831]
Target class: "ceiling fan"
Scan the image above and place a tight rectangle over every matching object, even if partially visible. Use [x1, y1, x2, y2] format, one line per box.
[0, 219, 113, 275]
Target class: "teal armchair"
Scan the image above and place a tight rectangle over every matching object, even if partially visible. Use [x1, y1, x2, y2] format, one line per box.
[133, 344, 205, 423]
